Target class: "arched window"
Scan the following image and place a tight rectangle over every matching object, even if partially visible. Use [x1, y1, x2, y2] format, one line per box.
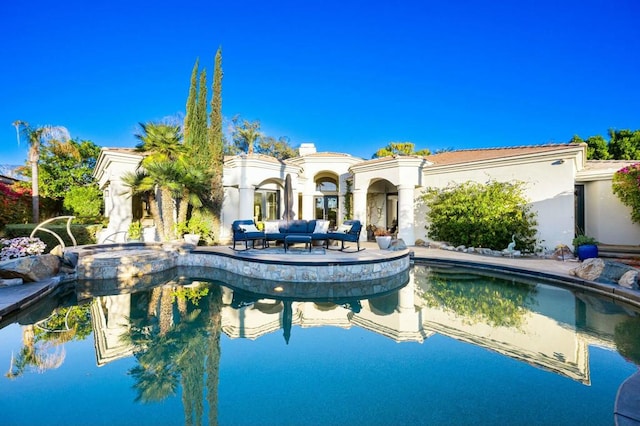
[315, 177, 337, 192]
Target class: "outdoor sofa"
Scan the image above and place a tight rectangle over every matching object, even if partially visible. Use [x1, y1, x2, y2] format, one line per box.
[233, 219, 364, 252]
[263, 219, 331, 248]
[264, 219, 363, 252]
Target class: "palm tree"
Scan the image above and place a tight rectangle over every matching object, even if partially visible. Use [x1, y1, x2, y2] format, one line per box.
[122, 169, 167, 240]
[175, 163, 211, 227]
[135, 122, 185, 162]
[231, 117, 262, 155]
[12, 121, 70, 223]
[132, 122, 217, 241]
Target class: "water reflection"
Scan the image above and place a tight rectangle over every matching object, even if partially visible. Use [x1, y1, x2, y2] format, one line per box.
[57, 265, 640, 380]
[2, 263, 639, 424]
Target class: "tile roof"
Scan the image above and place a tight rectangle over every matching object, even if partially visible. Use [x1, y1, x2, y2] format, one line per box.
[583, 160, 638, 171]
[424, 144, 579, 166]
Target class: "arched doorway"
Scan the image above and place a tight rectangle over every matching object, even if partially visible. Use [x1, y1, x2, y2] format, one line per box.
[366, 179, 398, 239]
[314, 175, 338, 228]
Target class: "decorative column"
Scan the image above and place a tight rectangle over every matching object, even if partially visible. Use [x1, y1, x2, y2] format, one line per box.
[352, 188, 367, 242]
[238, 185, 255, 220]
[397, 184, 415, 245]
[301, 194, 314, 220]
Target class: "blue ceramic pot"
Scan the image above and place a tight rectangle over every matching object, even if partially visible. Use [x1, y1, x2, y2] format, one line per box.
[576, 244, 598, 261]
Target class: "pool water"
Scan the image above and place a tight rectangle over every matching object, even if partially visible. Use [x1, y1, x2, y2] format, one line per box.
[0, 263, 638, 425]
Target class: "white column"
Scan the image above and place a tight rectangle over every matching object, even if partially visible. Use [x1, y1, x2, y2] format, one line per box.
[397, 184, 415, 245]
[302, 194, 314, 220]
[238, 185, 255, 220]
[352, 188, 367, 242]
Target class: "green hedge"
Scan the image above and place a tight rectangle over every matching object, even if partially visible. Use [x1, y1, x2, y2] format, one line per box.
[3, 223, 101, 251]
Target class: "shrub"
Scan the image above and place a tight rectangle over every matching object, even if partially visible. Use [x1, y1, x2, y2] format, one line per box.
[612, 163, 640, 224]
[422, 180, 538, 251]
[63, 185, 103, 218]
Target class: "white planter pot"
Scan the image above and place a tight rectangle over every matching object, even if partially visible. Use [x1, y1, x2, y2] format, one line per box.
[376, 236, 392, 249]
[143, 226, 157, 242]
[184, 234, 201, 245]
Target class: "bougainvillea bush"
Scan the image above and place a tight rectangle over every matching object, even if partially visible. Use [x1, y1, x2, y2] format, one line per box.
[0, 237, 46, 261]
[0, 182, 31, 229]
[612, 163, 640, 224]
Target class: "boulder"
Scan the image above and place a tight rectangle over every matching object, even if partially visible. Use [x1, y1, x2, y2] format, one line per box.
[570, 258, 640, 288]
[618, 270, 639, 289]
[389, 239, 408, 251]
[0, 254, 61, 283]
[570, 258, 605, 281]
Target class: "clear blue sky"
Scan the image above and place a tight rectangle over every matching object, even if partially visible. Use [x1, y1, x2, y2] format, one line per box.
[1, 0, 639, 165]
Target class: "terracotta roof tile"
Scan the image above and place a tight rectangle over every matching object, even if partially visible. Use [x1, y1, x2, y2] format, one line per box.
[424, 144, 579, 166]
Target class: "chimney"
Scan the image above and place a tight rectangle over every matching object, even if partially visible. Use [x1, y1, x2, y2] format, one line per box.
[299, 143, 317, 156]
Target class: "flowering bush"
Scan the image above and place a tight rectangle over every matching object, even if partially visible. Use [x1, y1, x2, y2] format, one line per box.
[612, 163, 640, 224]
[0, 182, 31, 228]
[0, 237, 46, 261]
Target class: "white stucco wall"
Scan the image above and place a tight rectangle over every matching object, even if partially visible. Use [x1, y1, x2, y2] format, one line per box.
[418, 154, 579, 250]
[93, 149, 144, 243]
[583, 179, 640, 245]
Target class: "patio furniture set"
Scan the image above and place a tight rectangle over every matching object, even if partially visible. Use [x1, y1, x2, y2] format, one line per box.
[232, 219, 363, 252]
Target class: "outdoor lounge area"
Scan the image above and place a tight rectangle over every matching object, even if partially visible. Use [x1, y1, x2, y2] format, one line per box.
[232, 219, 364, 252]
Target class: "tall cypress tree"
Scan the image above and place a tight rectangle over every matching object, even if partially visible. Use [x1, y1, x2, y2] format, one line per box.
[184, 59, 199, 145]
[190, 69, 209, 170]
[209, 47, 224, 221]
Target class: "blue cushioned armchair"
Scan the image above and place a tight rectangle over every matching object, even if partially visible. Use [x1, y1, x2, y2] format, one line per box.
[232, 219, 266, 250]
[326, 220, 364, 252]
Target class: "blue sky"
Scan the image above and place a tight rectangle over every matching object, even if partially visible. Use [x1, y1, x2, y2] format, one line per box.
[1, 0, 639, 166]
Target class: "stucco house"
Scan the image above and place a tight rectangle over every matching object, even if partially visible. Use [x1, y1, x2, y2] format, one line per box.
[93, 142, 640, 250]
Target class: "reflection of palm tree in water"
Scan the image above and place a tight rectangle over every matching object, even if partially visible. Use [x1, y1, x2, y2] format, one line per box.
[6, 325, 66, 379]
[5, 304, 90, 379]
[129, 283, 224, 425]
[206, 285, 223, 426]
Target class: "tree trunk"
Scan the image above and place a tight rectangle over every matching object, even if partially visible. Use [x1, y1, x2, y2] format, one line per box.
[160, 187, 175, 240]
[177, 190, 189, 228]
[30, 160, 39, 223]
[148, 192, 165, 241]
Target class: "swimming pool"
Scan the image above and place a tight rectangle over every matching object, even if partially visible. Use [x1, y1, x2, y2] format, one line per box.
[1, 263, 638, 425]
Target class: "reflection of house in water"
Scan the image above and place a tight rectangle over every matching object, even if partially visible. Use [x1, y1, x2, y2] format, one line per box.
[89, 269, 629, 385]
[91, 294, 133, 366]
[420, 284, 590, 384]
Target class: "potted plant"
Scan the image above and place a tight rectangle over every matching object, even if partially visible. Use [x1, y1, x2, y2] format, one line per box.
[127, 221, 142, 242]
[374, 227, 392, 249]
[572, 235, 599, 261]
[177, 215, 210, 246]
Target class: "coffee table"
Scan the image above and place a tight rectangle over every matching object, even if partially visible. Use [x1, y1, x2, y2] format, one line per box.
[284, 235, 312, 252]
